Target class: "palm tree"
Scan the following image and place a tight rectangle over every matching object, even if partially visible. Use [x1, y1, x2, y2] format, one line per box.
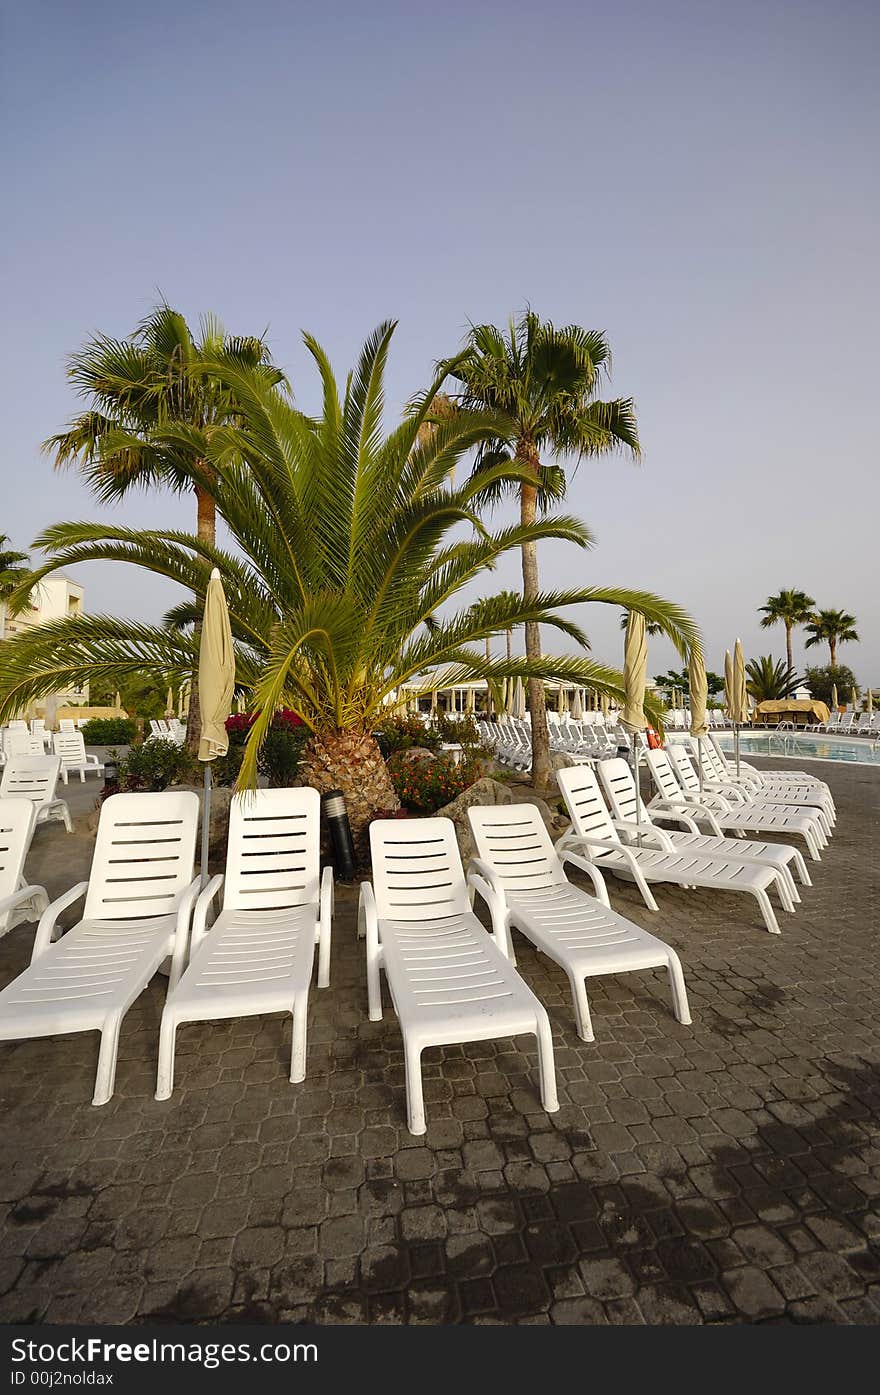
[804, 608, 859, 666]
[444, 311, 641, 786]
[745, 655, 800, 702]
[0, 536, 32, 642]
[1, 323, 697, 844]
[44, 303, 283, 747]
[758, 589, 815, 670]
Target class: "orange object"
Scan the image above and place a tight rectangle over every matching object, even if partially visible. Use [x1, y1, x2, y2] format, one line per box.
[646, 726, 662, 749]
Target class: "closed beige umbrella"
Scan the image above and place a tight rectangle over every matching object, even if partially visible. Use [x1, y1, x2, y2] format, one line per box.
[114, 690, 122, 713]
[198, 568, 236, 885]
[165, 686, 174, 718]
[731, 639, 749, 774]
[688, 646, 709, 792]
[600, 691, 610, 720]
[513, 677, 526, 719]
[831, 682, 838, 711]
[558, 683, 568, 715]
[571, 687, 583, 720]
[620, 611, 648, 842]
[724, 650, 734, 725]
[466, 686, 475, 714]
[868, 688, 873, 715]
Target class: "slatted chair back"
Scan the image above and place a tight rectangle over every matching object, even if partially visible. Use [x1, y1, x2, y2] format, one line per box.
[0, 799, 36, 905]
[596, 758, 650, 824]
[468, 804, 568, 894]
[59, 719, 76, 733]
[665, 744, 703, 796]
[555, 764, 618, 842]
[369, 817, 470, 921]
[53, 731, 87, 767]
[646, 748, 688, 803]
[0, 755, 62, 810]
[222, 787, 320, 913]
[83, 791, 199, 921]
[6, 732, 45, 758]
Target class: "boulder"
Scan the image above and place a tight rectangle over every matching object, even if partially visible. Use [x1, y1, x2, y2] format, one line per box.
[397, 747, 437, 766]
[434, 777, 514, 862]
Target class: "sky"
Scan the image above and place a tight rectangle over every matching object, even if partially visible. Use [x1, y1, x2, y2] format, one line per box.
[2, 0, 877, 684]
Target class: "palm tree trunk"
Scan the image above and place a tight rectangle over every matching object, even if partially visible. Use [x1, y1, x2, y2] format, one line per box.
[519, 449, 550, 788]
[785, 622, 793, 672]
[184, 479, 217, 752]
[830, 638, 837, 666]
[298, 728, 399, 860]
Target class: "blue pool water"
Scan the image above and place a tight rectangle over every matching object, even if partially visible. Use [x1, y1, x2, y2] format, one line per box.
[715, 731, 880, 766]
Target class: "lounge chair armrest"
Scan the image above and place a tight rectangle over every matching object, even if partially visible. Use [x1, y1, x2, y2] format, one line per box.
[168, 877, 207, 989]
[611, 818, 676, 853]
[0, 884, 49, 921]
[31, 881, 88, 963]
[467, 863, 513, 957]
[317, 865, 334, 987]
[647, 807, 700, 833]
[358, 879, 379, 952]
[558, 850, 611, 907]
[188, 874, 224, 957]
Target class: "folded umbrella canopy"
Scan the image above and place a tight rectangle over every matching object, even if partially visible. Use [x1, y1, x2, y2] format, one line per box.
[512, 676, 526, 719]
[831, 682, 838, 711]
[198, 568, 236, 886]
[571, 687, 584, 720]
[688, 645, 709, 792]
[730, 638, 750, 774]
[620, 611, 648, 842]
[868, 688, 874, 715]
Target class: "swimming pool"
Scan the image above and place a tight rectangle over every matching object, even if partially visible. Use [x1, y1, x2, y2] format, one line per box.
[714, 731, 880, 766]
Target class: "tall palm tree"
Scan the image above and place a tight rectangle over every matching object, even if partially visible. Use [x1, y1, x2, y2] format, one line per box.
[758, 588, 815, 670]
[1, 322, 697, 845]
[44, 304, 283, 745]
[443, 311, 641, 786]
[804, 608, 859, 667]
[0, 536, 32, 642]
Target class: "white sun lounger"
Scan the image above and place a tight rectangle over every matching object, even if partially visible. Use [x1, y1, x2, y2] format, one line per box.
[555, 763, 793, 934]
[650, 747, 826, 861]
[706, 733, 834, 802]
[595, 757, 810, 898]
[691, 740, 834, 832]
[52, 731, 104, 784]
[359, 816, 558, 1135]
[0, 800, 48, 937]
[0, 791, 200, 1105]
[467, 803, 691, 1041]
[155, 787, 333, 1100]
[0, 754, 72, 832]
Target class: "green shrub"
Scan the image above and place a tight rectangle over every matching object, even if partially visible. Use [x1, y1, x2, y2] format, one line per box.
[378, 714, 441, 754]
[436, 713, 488, 752]
[258, 727, 308, 786]
[80, 717, 137, 745]
[803, 664, 857, 707]
[116, 740, 197, 792]
[386, 751, 485, 813]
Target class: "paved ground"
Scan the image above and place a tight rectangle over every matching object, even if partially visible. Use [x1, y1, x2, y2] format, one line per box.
[0, 760, 878, 1325]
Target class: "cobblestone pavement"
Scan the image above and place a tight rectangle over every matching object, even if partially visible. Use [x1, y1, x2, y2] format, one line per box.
[0, 761, 878, 1325]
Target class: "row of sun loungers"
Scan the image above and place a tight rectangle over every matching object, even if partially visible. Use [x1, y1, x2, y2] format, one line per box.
[0, 725, 835, 1133]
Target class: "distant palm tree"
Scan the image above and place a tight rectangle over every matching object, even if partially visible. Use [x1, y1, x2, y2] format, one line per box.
[444, 311, 668, 786]
[745, 655, 800, 702]
[758, 588, 815, 670]
[44, 304, 284, 746]
[0, 536, 32, 642]
[804, 608, 859, 666]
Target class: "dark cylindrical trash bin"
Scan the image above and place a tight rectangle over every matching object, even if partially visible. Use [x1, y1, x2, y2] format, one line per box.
[322, 789, 357, 880]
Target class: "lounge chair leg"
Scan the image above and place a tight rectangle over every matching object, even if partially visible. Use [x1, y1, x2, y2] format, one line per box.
[535, 1011, 559, 1113]
[404, 1040, 426, 1135]
[569, 972, 594, 1043]
[666, 951, 692, 1025]
[367, 948, 382, 1021]
[776, 874, 796, 914]
[93, 1014, 122, 1106]
[155, 1011, 178, 1101]
[792, 851, 811, 888]
[290, 995, 308, 1083]
[754, 888, 780, 935]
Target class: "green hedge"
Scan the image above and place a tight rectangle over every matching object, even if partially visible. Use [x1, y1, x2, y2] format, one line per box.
[80, 717, 138, 745]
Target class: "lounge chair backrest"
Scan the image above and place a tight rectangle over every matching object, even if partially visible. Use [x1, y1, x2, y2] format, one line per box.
[29, 720, 45, 736]
[699, 741, 728, 780]
[555, 764, 617, 842]
[645, 749, 683, 802]
[54, 731, 87, 766]
[665, 744, 703, 795]
[6, 732, 45, 758]
[84, 790, 199, 921]
[468, 804, 568, 892]
[8, 721, 28, 734]
[223, 787, 320, 912]
[0, 755, 62, 810]
[0, 799, 36, 902]
[59, 719, 75, 733]
[369, 816, 470, 920]
[596, 757, 650, 824]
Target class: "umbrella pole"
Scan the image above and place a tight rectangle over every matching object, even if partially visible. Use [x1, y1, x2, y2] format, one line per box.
[735, 723, 740, 777]
[201, 762, 212, 890]
[698, 735, 704, 794]
[634, 737, 642, 847]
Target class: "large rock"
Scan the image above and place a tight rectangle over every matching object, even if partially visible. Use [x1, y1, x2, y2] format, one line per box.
[397, 747, 437, 766]
[434, 777, 514, 863]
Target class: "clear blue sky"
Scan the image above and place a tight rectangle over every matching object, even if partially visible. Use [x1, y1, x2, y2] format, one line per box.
[2, 0, 877, 683]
